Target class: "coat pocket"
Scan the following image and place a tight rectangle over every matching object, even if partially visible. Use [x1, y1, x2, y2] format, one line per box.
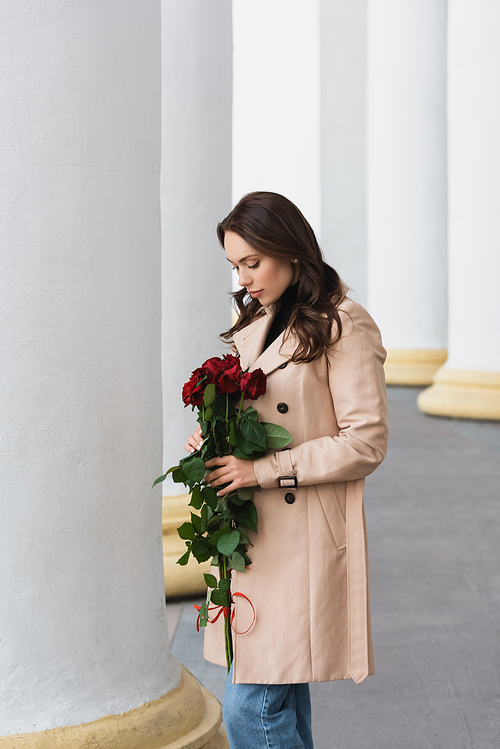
[314, 482, 346, 551]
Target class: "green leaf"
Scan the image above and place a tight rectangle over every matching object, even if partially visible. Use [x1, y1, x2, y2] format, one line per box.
[237, 487, 254, 501]
[203, 383, 216, 407]
[177, 522, 195, 541]
[232, 446, 254, 459]
[237, 501, 258, 533]
[172, 467, 187, 484]
[241, 406, 259, 421]
[240, 419, 267, 451]
[204, 406, 213, 421]
[206, 514, 220, 529]
[216, 499, 229, 513]
[237, 527, 251, 546]
[200, 503, 213, 533]
[209, 526, 231, 547]
[204, 573, 218, 588]
[218, 577, 231, 591]
[192, 537, 213, 562]
[199, 601, 209, 627]
[233, 429, 258, 457]
[213, 393, 226, 413]
[190, 513, 201, 534]
[176, 550, 190, 566]
[230, 493, 246, 506]
[217, 530, 240, 556]
[188, 485, 203, 510]
[262, 422, 293, 450]
[151, 473, 167, 488]
[183, 457, 206, 483]
[152, 463, 185, 487]
[202, 485, 218, 511]
[211, 588, 230, 606]
[228, 551, 246, 572]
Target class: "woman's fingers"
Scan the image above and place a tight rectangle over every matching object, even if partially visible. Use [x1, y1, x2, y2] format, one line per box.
[184, 424, 204, 453]
[204, 465, 231, 486]
[204, 456, 230, 469]
[203, 456, 257, 495]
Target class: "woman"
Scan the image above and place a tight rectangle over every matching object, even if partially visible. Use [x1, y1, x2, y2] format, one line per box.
[184, 192, 389, 749]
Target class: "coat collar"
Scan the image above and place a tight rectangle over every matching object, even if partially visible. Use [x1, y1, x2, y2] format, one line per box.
[233, 303, 299, 375]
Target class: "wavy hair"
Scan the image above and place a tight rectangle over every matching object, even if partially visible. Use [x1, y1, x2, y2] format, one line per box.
[217, 191, 349, 364]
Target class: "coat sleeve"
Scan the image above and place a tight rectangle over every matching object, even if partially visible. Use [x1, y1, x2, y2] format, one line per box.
[252, 301, 389, 488]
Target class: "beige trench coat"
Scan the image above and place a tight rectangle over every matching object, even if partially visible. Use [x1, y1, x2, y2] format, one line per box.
[203, 296, 389, 685]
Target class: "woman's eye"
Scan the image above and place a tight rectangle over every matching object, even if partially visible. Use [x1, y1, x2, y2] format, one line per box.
[248, 262, 259, 269]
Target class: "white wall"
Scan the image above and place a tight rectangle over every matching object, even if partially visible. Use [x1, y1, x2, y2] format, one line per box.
[0, 0, 180, 733]
[161, 0, 233, 480]
[232, 0, 321, 235]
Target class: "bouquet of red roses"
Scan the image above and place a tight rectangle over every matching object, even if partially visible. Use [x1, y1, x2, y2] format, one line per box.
[153, 354, 292, 672]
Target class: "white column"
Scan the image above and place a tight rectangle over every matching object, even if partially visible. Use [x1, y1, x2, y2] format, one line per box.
[418, 0, 500, 420]
[161, 0, 233, 480]
[320, 0, 368, 304]
[0, 2, 227, 745]
[232, 0, 321, 235]
[0, 0, 179, 733]
[367, 0, 448, 384]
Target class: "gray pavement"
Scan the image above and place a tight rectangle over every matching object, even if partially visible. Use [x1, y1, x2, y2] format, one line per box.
[167, 386, 500, 749]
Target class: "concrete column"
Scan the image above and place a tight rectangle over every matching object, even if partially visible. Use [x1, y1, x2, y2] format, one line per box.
[418, 0, 500, 420]
[232, 0, 321, 235]
[161, 0, 232, 599]
[0, 1, 226, 745]
[367, 0, 448, 384]
[320, 0, 368, 304]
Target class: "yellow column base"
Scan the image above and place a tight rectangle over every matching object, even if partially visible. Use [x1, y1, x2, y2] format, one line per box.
[163, 494, 211, 599]
[384, 349, 448, 386]
[417, 367, 500, 421]
[0, 665, 228, 748]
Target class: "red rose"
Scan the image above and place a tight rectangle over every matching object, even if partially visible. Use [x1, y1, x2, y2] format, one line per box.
[202, 356, 226, 384]
[182, 367, 207, 407]
[221, 354, 241, 370]
[218, 363, 241, 393]
[215, 354, 242, 394]
[240, 369, 267, 400]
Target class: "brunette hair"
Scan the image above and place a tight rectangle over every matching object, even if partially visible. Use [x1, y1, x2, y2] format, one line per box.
[217, 191, 349, 364]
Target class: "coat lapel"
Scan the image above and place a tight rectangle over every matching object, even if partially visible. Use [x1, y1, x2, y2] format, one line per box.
[233, 305, 299, 376]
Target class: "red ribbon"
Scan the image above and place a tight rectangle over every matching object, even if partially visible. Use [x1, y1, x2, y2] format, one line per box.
[230, 591, 256, 635]
[194, 591, 256, 635]
[194, 603, 230, 633]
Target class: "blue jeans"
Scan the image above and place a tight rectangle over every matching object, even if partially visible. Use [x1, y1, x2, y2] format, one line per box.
[223, 662, 314, 749]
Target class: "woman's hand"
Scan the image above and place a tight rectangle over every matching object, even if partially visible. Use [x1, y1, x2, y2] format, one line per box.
[204, 455, 257, 496]
[184, 424, 204, 454]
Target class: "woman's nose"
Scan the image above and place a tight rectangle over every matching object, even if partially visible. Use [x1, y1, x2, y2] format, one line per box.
[238, 269, 251, 287]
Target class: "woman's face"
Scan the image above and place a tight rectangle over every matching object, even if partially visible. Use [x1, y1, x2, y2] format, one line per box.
[224, 231, 299, 307]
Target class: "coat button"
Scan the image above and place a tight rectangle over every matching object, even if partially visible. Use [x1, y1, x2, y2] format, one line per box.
[285, 493, 295, 504]
[277, 402, 288, 413]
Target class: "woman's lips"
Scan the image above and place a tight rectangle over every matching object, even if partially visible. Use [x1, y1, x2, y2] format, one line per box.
[248, 289, 263, 298]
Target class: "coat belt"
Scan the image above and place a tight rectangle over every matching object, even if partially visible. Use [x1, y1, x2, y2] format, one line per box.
[346, 477, 370, 684]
